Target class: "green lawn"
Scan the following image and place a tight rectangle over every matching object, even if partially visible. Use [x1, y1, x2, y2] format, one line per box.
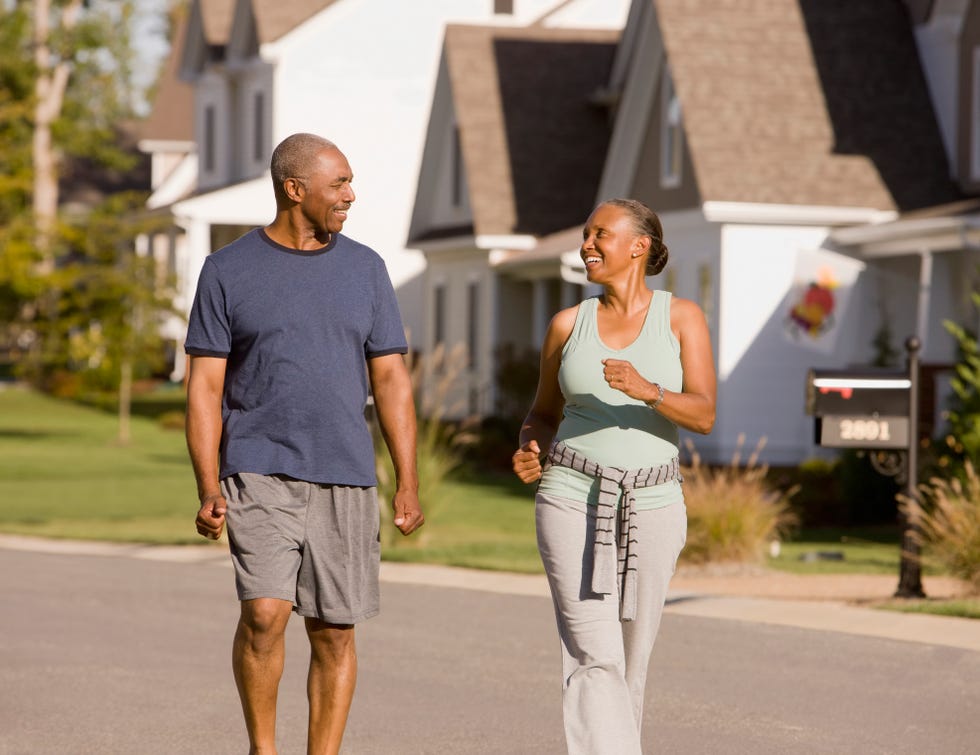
[766, 526, 907, 575]
[1, 384, 975, 618]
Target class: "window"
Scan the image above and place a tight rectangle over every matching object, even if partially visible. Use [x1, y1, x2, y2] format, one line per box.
[661, 66, 682, 188]
[467, 281, 479, 370]
[253, 91, 265, 163]
[204, 105, 216, 173]
[433, 283, 446, 347]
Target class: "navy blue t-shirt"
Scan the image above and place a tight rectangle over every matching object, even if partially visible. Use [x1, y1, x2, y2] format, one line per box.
[184, 228, 407, 486]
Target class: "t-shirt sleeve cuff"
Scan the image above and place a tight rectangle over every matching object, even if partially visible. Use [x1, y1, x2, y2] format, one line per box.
[366, 346, 408, 359]
[185, 347, 230, 358]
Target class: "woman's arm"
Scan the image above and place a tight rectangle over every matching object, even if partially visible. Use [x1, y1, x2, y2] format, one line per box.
[601, 296, 716, 434]
[512, 306, 577, 483]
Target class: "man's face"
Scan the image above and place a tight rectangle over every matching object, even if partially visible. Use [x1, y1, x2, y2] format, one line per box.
[299, 147, 356, 236]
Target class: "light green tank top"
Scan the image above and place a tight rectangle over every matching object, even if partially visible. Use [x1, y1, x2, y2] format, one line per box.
[538, 291, 684, 510]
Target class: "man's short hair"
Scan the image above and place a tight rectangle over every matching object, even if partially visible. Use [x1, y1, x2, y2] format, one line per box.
[270, 133, 337, 192]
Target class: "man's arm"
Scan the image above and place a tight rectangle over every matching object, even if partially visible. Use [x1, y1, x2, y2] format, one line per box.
[367, 353, 423, 536]
[186, 355, 228, 540]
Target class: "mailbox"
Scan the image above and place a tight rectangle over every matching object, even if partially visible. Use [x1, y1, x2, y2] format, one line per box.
[805, 369, 910, 449]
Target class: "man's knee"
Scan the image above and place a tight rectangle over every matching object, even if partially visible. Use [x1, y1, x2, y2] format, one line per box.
[306, 620, 356, 662]
[239, 598, 292, 639]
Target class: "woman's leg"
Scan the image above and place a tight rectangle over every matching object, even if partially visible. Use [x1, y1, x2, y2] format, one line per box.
[536, 491, 642, 755]
[621, 503, 687, 735]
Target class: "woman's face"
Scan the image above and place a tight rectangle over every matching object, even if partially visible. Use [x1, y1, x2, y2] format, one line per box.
[580, 204, 645, 283]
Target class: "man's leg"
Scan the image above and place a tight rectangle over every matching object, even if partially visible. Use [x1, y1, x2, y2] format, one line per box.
[305, 619, 357, 755]
[233, 597, 294, 755]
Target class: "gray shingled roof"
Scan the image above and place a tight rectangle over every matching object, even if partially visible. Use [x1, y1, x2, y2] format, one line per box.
[653, 0, 960, 211]
[444, 24, 619, 237]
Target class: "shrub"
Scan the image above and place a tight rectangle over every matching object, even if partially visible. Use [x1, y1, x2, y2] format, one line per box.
[900, 462, 980, 593]
[681, 435, 798, 565]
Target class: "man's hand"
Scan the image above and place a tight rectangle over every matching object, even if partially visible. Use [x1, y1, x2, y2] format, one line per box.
[195, 494, 226, 540]
[392, 490, 424, 536]
[512, 440, 543, 484]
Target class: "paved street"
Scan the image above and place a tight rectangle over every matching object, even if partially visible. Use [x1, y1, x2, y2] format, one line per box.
[1, 543, 979, 754]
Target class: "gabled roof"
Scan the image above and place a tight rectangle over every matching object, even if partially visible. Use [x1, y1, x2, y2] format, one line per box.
[184, 0, 337, 75]
[139, 5, 193, 145]
[651, 0, 961, 212]
[444, 24, 619, 238]
[249, 0, 340, 43]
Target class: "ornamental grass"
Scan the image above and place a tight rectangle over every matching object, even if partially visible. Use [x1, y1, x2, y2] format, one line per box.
[373, 342, 476, 547]
[900, 461, 980, 593]
[681, 435, 798, 565]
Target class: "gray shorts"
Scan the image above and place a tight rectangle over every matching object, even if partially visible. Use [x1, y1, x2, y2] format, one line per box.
[221, 473, 381, 624]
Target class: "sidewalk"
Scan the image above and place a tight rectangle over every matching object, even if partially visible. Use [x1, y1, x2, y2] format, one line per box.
[2, 533, 978, 652]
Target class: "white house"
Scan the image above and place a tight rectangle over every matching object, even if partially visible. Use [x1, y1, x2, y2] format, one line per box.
[138, 0, 631, 381]
[410, 0, 980, 465]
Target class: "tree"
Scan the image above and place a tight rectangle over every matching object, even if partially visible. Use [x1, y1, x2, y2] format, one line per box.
[0, 1, 177, 442]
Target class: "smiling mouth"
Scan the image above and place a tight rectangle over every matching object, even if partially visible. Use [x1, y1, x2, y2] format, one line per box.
[583, 255, 601, 265]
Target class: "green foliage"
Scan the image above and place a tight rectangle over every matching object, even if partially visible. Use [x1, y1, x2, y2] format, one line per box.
[901, 462, 980, 593]
[938, 292, 980, 478]
[0, 1, 164, 390]
[682, 436, 799, 564]
[15, 192, 178, 394]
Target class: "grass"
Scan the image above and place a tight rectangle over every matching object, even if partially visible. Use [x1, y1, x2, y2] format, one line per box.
[875, 598, 980, 620]
[0, 384, 200, 543]
[380, 471, 541, 573]
[766, 526, 907, 575]
[1, 385, 976, 618]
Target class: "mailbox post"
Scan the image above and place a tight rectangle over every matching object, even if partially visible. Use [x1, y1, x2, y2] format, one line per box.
[805, 337, 925, 598]
[895, 337, 924, 598]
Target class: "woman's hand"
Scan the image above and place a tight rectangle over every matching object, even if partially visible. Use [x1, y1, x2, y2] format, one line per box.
[512, 439, 543, 483]
[602, 358, 657, 403]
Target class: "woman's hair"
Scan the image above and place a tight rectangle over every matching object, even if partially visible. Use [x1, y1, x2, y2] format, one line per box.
[601, 198, 669, 276]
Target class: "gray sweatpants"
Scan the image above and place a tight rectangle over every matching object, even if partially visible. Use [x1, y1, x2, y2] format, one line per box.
[536, 491, 687, 755]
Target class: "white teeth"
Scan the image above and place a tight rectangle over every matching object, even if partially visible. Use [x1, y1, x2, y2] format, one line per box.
[584, 256, 601, 264]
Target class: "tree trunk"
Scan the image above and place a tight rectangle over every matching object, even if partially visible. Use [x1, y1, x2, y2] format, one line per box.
[118, 357, 132, 446]
[32, 0, 83, 271]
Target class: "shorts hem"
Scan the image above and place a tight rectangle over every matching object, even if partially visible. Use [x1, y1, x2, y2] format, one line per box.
[293, 606, 380, 624]
[238, 590, 296, 605]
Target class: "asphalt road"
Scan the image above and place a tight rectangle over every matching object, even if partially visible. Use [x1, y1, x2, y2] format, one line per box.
[2, 546, 979, 754]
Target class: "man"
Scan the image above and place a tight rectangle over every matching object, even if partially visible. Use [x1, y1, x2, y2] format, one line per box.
[185, 132, 423, 755]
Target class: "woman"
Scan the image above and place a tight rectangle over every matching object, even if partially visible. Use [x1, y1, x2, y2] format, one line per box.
[512, 198, 716, 754]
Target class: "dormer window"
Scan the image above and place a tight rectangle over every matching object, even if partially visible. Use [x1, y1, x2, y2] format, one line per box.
[660, 65, 682, 188]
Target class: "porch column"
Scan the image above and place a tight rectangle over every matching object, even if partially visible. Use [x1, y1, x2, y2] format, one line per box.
[916, 249, 933, 354]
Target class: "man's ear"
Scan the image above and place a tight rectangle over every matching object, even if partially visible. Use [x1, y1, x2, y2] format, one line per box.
[282, 178, 305, 203]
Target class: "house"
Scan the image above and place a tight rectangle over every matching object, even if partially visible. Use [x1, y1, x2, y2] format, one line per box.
[411, 0, 978, 465]
[138, 0, 630, 381]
